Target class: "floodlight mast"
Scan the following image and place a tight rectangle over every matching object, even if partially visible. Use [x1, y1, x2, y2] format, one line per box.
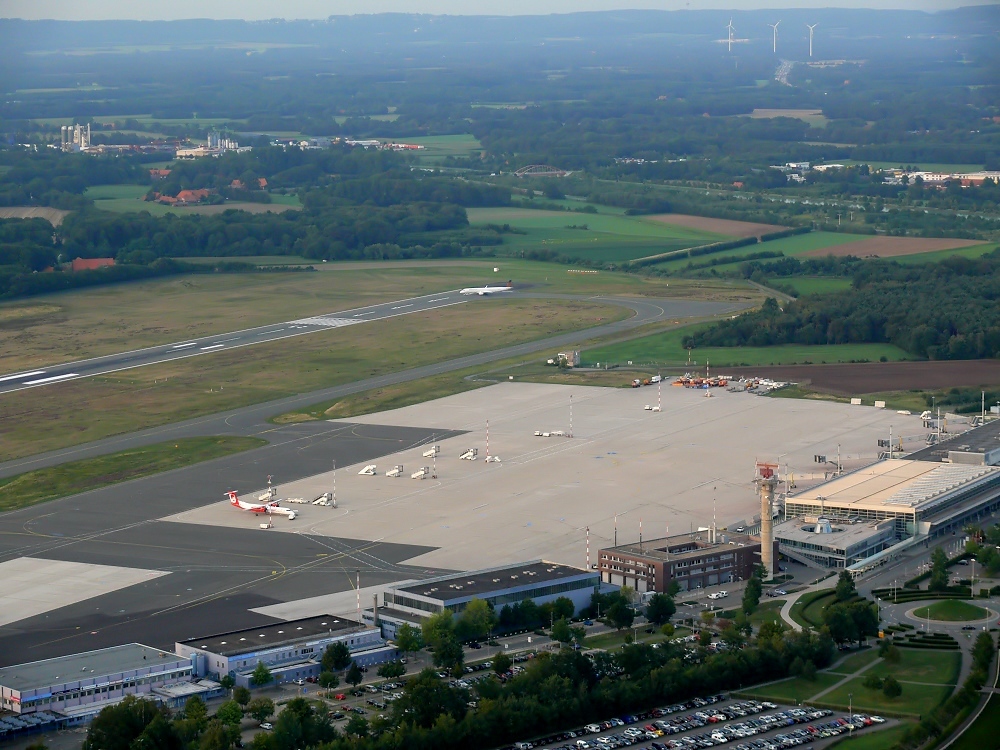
[768, 21, 780, 54]
[807, 24, 817, 58]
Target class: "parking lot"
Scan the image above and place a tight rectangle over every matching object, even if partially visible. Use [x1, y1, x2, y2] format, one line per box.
[500, 694, 890, 750]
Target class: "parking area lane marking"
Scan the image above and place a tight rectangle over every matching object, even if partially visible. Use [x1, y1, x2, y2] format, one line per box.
[0, 371, 45, 383]
[23, 373, 79, 385]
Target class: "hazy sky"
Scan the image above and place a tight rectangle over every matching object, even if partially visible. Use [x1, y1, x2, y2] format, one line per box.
[3, 0, 990, 20]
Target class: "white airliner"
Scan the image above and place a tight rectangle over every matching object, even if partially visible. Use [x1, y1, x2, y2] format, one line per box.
[459, 281, 513, 296]
[226, 491, 297, 519]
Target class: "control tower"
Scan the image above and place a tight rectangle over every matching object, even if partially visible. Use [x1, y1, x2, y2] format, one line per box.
[755, 461, 779, 577]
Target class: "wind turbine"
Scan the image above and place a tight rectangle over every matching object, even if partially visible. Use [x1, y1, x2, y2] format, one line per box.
[727, 19, 735, 53]
[768, 21, 780, 54]
[807, 23, 817, 58]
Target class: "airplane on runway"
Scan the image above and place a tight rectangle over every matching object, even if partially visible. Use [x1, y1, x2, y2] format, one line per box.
[226, 491, 297, 519]
[459, 281, 513, 296]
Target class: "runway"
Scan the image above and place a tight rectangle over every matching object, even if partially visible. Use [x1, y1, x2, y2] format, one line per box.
[0, 289, 475, 395]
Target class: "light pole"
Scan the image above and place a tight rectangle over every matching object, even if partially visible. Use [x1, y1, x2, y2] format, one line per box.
[848, 693, 853, 738]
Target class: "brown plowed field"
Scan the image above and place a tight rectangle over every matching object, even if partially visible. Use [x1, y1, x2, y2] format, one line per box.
[646, 213, 785, 239]
[0, 207, 70, 226]
[801, 236, 984, 258]
[724, 360, 1000, 395]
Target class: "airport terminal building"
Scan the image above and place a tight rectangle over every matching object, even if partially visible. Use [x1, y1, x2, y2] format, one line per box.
[597, 531, 771, 593]
[375, 561, 602, 637]
[0, 644, 194, 718]
[176, 615, 397, 688]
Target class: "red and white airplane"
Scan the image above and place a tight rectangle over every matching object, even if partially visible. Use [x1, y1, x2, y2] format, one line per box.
[226, 491, 297, 519]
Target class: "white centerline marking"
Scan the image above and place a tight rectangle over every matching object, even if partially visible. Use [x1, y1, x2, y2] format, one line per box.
[390, 304, 413, 310]
[0, 370, 45, 383]
[428, 297, 449, 302]
[200, 344, 225, 351]
[24, 373, 79, 385]
[171, 343, 198, 350]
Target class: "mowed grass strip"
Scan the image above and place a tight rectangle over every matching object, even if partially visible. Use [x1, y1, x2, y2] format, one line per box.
[910, 600, 990, 623]
[0, 436, 264, 511]
[0, 299, 625, 461]
[825, 722, 913, 750]
[583, 325, 910, 367]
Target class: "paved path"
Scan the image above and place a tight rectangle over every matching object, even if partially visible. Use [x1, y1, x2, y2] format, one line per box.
[0, 294, 744, 478]
[808, 656, 882, 702]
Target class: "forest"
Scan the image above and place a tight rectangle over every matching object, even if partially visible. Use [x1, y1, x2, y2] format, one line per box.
[684, 252, 1000, 361]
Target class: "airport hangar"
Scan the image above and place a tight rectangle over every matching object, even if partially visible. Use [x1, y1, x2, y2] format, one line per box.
[774, 419, 1000, 570]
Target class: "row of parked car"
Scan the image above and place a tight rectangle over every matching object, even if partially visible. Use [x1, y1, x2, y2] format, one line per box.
[505, 694, 886, 750]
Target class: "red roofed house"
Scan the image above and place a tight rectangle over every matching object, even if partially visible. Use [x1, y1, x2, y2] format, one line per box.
[149, 169, 172, 179]
[230, 179, 246, 190]
[258, 178, 268, 189]
[175, 189, 211, 204]
[72, 257, 116, 272]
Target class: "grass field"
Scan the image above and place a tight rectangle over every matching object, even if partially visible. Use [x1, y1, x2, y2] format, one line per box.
[753, 231, 868, 256]
[749, 601, 786, 629]
[865, 649, 961, 685]
[0, 298, 626, 461]
[891, 242, 998, 265]
[788, 589, 836, 629]
[0, 261, 756, 374]
[748, 109, 829, 127]
[468, 207, 726, 263]
[740, 673, 843, 703]
[583, 325, 910, 368]
[0, 437, 264, 511]
[821, 679, 953, 717]
[399, 134, 483, 163]
[949, 696, 1000, 750]
[85, 185, 302, 216]
[827, 723, 912, 749]
[911, 600, 989, 622]
[825, 649, 880, 675]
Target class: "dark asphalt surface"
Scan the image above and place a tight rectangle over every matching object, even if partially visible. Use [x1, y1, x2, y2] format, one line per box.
[0, 292, 744, 665]
[0, 421, 458, 665]
[0, 294, 742, 478]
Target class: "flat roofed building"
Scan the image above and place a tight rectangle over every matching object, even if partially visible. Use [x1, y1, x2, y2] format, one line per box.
[0, 644, 191, 716]
[176, 615, 394, 689]
[382, 561, 601, 620]
[784, 459, 1000, 539]
[598, 532, 772, 593]
[775, 517, 896, 569]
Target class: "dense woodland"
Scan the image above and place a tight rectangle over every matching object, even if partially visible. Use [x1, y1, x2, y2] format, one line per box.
[685, 252, 1000, 360]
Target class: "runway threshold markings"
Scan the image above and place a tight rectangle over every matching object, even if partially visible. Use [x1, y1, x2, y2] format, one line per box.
[23, 373, 79, 385]
[0, 370, 45, 383]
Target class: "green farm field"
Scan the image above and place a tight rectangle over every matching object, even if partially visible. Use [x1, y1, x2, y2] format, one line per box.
[85, 185, 302, 216]
[583, 325, 910, 367]
[400, 134, 483, 163]
[752, 231, 868, 256]
[468, 207, 725, 263]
